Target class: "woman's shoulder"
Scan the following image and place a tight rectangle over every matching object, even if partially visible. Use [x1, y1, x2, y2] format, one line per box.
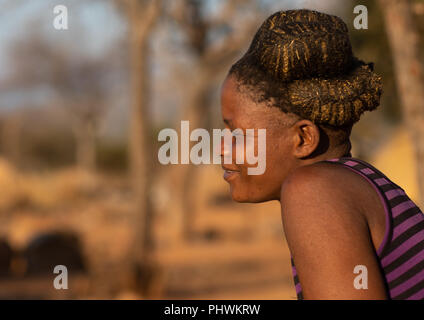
[281, 159, 368, 196]
[279, 160, 376, 246]
[280, 159, 377, 219]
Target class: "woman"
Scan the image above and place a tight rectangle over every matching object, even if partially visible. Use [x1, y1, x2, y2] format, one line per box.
[220, 9, 424, 300]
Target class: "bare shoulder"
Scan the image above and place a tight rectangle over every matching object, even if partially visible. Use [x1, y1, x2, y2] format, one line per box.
[279, 160, 372, 236]
[280, 160, 368, 208]
[279, 161, 388, 299]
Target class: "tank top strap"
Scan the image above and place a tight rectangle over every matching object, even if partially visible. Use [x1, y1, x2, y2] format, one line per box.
[289, 156, 424, 300]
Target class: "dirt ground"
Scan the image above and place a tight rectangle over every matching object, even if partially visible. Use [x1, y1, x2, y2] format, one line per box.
[0, 160, 296, 299]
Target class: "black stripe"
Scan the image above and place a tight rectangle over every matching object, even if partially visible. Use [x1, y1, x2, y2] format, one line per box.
[392, 278, 424, 300]
[367, 173, 381, 180]
[348, 163, 368, 171]
[380, 184, 401, 193]
[335, 158, 359, 165]
[347, 157, 404, 190]
[339, 158, 370, 169]
[324, 160, 365, 173]
[326, 160, 380, 180]
[331, 161, 386, 189]
[388, 195, 411, 208]
[331, 160, 400, 201]
[383, 239, 424, 273]
[393, 206, 423, 227]
[293, 272, 303, 300]
[297, 290, 304, 300]
[381, 220, 424, 257]
[388, 259, 424, 289]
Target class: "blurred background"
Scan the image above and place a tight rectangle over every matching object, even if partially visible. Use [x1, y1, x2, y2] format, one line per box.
[0, 0, 423, 299]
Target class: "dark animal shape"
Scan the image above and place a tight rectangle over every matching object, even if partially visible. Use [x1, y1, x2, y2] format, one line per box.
[0, 238, 12, 277]
[24, 231, 86, 276]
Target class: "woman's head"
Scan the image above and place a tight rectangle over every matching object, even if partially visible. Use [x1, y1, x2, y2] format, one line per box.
[220, 9, 382, 202]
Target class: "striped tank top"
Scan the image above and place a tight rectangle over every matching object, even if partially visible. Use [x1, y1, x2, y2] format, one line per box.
[290, 156, 424, 300]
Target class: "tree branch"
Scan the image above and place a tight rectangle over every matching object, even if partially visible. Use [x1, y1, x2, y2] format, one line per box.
[203, 14, 261, 67]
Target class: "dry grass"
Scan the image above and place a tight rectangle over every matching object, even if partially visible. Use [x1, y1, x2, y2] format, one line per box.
[0, 160, 102, 212]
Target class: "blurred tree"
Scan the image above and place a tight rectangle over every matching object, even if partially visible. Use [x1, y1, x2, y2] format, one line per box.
[113, 0, 162, 297]
[378, 0, 424, 208]
[343, 0, 401, 160]
[1, 112, 22, 166]
[349, 0, 401, 123]
[169, 0, 267, 241]
[7, 32, 113, 174]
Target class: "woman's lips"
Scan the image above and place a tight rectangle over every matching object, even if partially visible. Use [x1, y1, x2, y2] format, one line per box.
[223, 168, 240, 182]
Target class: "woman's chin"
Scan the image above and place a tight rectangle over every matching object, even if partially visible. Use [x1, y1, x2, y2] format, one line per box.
[229, 186, 249, 202]
[230, 188, 258, 203]
[229, 186, 275, 203]
[230, 193, 249, 203]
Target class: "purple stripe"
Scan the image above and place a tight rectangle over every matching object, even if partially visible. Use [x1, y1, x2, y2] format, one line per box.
[382, 231, 424, 267]
[386, 251, 424, 282]
[392, 200, 416, 217]
[344, 160, 358, 167]
[360, 168, 374, 175]
[295, 282, 302, 294]
[375, 178, 390, 186]
[292, 266, 297, 277]
[339, 165, 391, 256]
[391, 268, 424, 297]
[406, 287, 424, 300]
[393, 214, 424, 240]
[385, 188, 406, 200]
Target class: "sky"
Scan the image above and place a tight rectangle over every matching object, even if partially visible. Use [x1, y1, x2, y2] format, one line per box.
[0, 0, 347, 138]
[0, 0, 125, 82]
[0, 0, 126, 116]
[0, 0, 344, 83]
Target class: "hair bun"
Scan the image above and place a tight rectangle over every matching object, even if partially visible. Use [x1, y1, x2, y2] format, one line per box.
[229, 9, 383, 127]
[247, 10, 354, 82]
[288, 62, 383, 126]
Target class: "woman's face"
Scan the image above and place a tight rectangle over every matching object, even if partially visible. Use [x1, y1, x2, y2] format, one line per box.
[220, 75, 299, 203]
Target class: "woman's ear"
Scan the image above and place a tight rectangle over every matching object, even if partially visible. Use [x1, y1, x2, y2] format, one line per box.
[291, 120, 320, 159]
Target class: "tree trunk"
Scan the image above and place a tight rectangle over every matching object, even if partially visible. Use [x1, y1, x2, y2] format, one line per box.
[181, 67, 212, 241]
[379, 0, 424, 208]
[125, 0, 161, 297]
[129, 27, 155, 278]
[2, 114, 22, 167]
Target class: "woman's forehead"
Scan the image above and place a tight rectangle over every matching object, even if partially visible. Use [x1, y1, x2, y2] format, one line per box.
[221, 77, 291, 130]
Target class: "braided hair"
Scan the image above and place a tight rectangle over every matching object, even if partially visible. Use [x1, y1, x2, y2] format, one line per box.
[229, 9, 383, 129]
